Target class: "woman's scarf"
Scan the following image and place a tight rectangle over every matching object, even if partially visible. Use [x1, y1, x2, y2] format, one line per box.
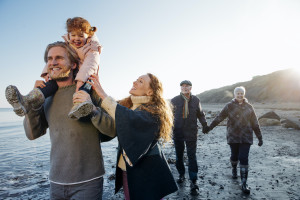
[180, 92, 190, 118]
[130, 95, 152, 110]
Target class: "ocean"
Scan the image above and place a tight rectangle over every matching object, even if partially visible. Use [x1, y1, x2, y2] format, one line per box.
[0, 108, 119, 200]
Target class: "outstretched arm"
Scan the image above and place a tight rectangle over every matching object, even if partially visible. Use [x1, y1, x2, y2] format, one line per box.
[209, 104, 229, 130]
[196, 103, 209, 133]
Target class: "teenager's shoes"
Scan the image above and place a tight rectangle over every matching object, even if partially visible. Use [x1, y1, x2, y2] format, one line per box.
[5, 85, 45, 116]
[68, 101, 94, 120]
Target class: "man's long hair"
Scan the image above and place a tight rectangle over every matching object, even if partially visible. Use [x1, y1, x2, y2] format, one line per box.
[119, 73, 174, 143]
[44, 41, 80, 76]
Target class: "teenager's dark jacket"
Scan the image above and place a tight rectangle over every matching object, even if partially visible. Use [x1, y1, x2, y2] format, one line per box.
[171, 94, 207, 141]
[114, 104, 178, 200]
[209, 99, 262, 144]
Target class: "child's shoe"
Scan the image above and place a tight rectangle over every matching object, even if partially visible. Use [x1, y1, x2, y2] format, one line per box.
[5, 85, 45, 116]
[68, 101, 94, 120]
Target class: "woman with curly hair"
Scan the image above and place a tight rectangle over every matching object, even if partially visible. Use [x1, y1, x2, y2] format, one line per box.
[73, 73, 178, 200]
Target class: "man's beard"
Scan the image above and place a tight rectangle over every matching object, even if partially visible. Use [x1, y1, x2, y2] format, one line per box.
[48, 65, 72, 81]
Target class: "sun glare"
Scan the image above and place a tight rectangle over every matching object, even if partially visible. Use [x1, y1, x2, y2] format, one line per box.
[291, 67, 300, 76]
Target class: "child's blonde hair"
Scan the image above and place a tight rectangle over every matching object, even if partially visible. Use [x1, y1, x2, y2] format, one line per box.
[66, 17, 97, 37]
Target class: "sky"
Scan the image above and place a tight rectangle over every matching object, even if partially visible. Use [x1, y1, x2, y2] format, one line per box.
[0, 0, 299, 108]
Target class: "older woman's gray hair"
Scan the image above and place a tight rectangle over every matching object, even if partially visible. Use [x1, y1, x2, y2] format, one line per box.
[234, 86, 246, 96]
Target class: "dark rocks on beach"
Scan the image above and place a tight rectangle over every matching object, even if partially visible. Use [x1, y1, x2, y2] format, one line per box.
[258, 111, 281, 121]
[167, 158, 176, 164]
[281, 118, 300, 130]
[258, 111, 281, 126]
[108, 174, 116, 181]
[259, 118, 281, 126]
[258, 111, 300, 130]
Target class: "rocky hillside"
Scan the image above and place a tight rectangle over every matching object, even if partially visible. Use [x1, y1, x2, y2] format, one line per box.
[197, 68, 300, 103]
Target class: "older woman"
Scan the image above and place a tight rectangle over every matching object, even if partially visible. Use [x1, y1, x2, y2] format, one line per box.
[207, 86, 263, 194]
[74, 73, 178, 200]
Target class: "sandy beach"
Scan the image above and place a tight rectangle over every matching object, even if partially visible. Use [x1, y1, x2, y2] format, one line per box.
[0, 103, 299, 200]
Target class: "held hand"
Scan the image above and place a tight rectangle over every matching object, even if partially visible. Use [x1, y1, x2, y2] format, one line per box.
[87, 74, 108, 100]
[202, 126, 210, 134]
[34, 80, 46, 89]
[76, 81, 85, 92]
[258, 139, 263, 147]
[73, 90, 92, 104]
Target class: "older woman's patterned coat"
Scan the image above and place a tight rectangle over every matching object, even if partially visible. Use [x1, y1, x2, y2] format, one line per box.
[210, 99, 262, 144]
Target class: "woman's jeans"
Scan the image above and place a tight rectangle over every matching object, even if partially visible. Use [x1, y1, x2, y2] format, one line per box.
[229, 143, 251, 166]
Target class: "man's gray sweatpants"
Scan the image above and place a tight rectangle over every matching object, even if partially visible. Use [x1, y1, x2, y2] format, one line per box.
[50, 177, 103, 200]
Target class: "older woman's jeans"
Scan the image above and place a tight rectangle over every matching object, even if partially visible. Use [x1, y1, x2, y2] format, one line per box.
[50, 177, 103, 200]
[229, 143, 251, 166]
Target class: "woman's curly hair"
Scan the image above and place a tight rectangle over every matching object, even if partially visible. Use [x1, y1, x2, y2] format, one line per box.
[118, 73, 174, 143]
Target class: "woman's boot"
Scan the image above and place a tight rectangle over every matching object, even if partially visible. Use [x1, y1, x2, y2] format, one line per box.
[230, 159, 238, 179]
[240, 165, 250, 194]
[5, 85, 45, 116]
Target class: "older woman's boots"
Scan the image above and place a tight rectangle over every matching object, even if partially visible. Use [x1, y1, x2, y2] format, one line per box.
[230, 159, 238, 179]
[5, 85, 45, 116]
[240, 165, 250, 194]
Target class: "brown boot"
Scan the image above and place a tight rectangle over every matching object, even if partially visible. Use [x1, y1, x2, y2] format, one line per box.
[68, 101, 94, 120]
[5, 85, 45, 116]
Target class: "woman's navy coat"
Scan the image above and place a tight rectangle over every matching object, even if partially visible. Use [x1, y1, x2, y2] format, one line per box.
[114, 104, 178, 200]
